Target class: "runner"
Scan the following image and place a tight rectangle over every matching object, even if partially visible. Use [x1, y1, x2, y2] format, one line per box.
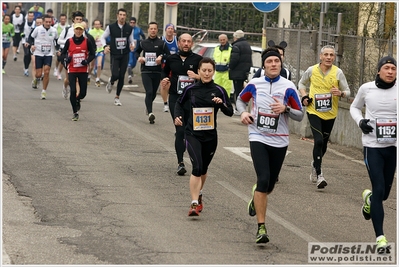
[350, 56, 397, 251]
[127, 17, 145, 85]
[135, 21, 170, 122]
[101, 8, 134, 106]
[160, 33, 202, 176]
[88, 19, 105, 87]
[2, 14, 14, 74]
[53, 13, 69, 80]
[21, 11, 35, 76]
[28, 14, 58, 99]
[237, 47, 304, 244]
[174, 57, 234, 216]
[60, 23, 95, 121]
[26, 16, 43, 85]
[10, 5, 24, 62]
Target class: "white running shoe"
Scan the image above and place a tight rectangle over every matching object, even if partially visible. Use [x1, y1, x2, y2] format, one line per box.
[106, 78, 113, 93]
[114, 98, 122, 106]
[57, 74, 62, 80]
[163, 104, 169, 112]
[316, 174, 327, 189]
[310, 161, 317, 183]
[62, 85, 69, 99]
[53, 68, 58, 77]
[31, 79, 37, 89]
[24, 69, 29, 76]
[41, 91, 46, 99]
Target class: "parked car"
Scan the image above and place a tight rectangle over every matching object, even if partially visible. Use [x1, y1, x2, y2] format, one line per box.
[192, 42, 263, 80]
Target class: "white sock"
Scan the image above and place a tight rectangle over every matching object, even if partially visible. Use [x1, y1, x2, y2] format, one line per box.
[42, 89, 46, 93]
[376, 235, 385, 242]
[96, 77, 100, 82]
[199, 190, 203, 196]
[191, 200, 199, 205]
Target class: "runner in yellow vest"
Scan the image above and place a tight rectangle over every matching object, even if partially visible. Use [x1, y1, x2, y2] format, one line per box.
[298, 45, 350, 189]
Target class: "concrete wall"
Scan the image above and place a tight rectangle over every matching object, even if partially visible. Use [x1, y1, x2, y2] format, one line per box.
[289, 100, 364, 149]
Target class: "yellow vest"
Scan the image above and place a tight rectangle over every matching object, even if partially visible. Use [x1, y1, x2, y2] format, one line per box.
[213, 44, 232, 72]
[306, 64, 340, 120]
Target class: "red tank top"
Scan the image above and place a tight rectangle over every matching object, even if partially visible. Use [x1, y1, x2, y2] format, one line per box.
[68, 37, 88, 73]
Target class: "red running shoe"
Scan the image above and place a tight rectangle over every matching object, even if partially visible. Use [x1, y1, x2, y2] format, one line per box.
[197, 194, 203, 212]
[188, 203, 199, 216]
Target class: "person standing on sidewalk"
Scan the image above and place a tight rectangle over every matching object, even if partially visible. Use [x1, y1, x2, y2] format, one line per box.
[88, 19, 105, 87]
[174, 57, 234, 216]
[29, 14, 58, 99]
[213, 34, 232, 97]
[127, 17, 145, 85]
[350, 56, 397, 251]
[61, 23, 95, 121]
[135, 21, 170, 123]
[160, 33, 202, 176]
[298, 45, 350, 189]
[101, 8, 134, 106]
[237, 47, 304, 244]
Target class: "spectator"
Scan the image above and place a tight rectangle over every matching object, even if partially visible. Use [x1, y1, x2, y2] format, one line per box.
[213, 34, 232, 97]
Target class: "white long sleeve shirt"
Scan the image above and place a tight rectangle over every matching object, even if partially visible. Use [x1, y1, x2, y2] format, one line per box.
[350, 81, 397, 148]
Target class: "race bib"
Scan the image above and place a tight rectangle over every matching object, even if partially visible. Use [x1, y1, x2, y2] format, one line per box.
[376, 118, 397, 143]
[2, 33, 11, 43]
[193, 107, 214, 131]
[314, 93, 332, 112]
[95, 38, 102, 49]
[177, 75, 195, 94]
[256, 107, 280, 133]
[145, 52, 157, 66]
[40, 43, 52, 54]
[115, 37, 127, 50]
[72, 53, 85, 68]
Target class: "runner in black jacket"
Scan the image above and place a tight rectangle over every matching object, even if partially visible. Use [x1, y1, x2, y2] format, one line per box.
[135, 21, 170, 124]
[174, 57, 234, 216]
[160, 33, 202, 176]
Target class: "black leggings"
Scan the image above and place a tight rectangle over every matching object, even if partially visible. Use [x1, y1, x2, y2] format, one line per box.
[250, 141, 287, 193]
[13, 32, 21, 47]
[232, 79, 245, 104]
[110, 53, 129, 97]
[364, 146, 396, 237]
[169, 93, 186, 163]
[142, 72, 161, 114]
[185, 134, 217, 177]
[307, 113, 336, 174]
[23, 45, 31, 69]
[68, 72, 88, 113]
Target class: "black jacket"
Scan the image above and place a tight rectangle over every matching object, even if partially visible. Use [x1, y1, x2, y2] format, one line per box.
[228, 38, 252, 80]
[135, 36, 170, 73]
[108, 22, 133, 55]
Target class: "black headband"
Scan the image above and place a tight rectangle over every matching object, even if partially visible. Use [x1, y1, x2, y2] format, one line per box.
[262, 51, 281, 63]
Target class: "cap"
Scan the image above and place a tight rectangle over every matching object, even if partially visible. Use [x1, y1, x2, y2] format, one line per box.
[165, 23, 175, 31]
[47, 8, 53, 13]
[130, 17, 137, 22]
[74, 23, 84, 29]
[233, 30, 245, 39]
[377, 56, 397, 71]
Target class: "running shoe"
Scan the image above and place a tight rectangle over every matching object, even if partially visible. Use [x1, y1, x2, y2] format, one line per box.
[163, 104, 169, 112]
[248, 184, 256, 217]
[310, 161, 317, 183]
[149, 113, 155, 124]
[188, 203, 199, 216]
[106, 78, 113, 93]
[2, 69, 5, 74]
[197, 194, 203, 213]
[31, 79, 38, 89]
[41, 91, 46, 100]
[114, 98, 122, 106]
[256, 224, 269, 244]
[62, 85, 68, 99]
[177, 162, 187, 175]
[95, 80, 101, 87]
[53, 68, 58, 77]
[316, 174, 327, 189]
[72, 113, 79, 121]
[76, 100, 81, 111]
[376, 236, 388, 252]
[361, 189, 372, 220]
[24, 69, 29, 76]
[57, 74, 62, 80]
[13, 55, 17, 61]
[128, 75, 132, 84]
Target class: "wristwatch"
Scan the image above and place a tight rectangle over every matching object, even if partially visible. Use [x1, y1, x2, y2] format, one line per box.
[340, 91, 345, 97]
[284, 105, 291, 113]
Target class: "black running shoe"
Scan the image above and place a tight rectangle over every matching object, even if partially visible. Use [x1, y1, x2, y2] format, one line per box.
[72, 113, 79, 121]
[256, 224, 269, 244]
[177, 162, 187, 175]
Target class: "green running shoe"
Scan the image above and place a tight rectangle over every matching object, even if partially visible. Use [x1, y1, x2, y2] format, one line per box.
[362, 189, 372, 220]
[376, 236, 388, 253]
[256, 224, 269, 244]
[248, 184, 256, 216]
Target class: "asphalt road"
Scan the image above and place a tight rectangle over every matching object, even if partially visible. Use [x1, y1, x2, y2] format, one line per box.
[2, 52, 397, 265]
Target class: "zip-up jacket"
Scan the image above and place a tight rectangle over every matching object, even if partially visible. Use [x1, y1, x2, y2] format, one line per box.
[135, 36, 170, 73]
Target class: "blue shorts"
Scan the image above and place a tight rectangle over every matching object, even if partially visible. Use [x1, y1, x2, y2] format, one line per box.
[2, 42, 11, 49]
[35, 55, 53, 69]
[95, 51, 105, 70]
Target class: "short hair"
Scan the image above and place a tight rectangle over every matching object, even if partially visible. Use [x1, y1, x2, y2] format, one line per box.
[117, 8, 127, 14]
[148, 21, 158, 27]
[72, 11, 84, 20]
[43, 14, 52, 20]
[320, 45, 335, 54]
[59, 13, 67, 18]
[92, 19, 102, 26]
[199, 57, 215, 70]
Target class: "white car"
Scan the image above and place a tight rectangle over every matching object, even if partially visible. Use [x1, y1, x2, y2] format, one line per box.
[192, 42, 263, 80]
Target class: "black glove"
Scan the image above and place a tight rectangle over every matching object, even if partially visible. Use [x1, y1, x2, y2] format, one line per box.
[63, 56, 72, 69]
[20, 32, 25, 37]
[81, 59, 88, 66]
[301, 95, 313, 106]
[359, 119, 374, 134]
